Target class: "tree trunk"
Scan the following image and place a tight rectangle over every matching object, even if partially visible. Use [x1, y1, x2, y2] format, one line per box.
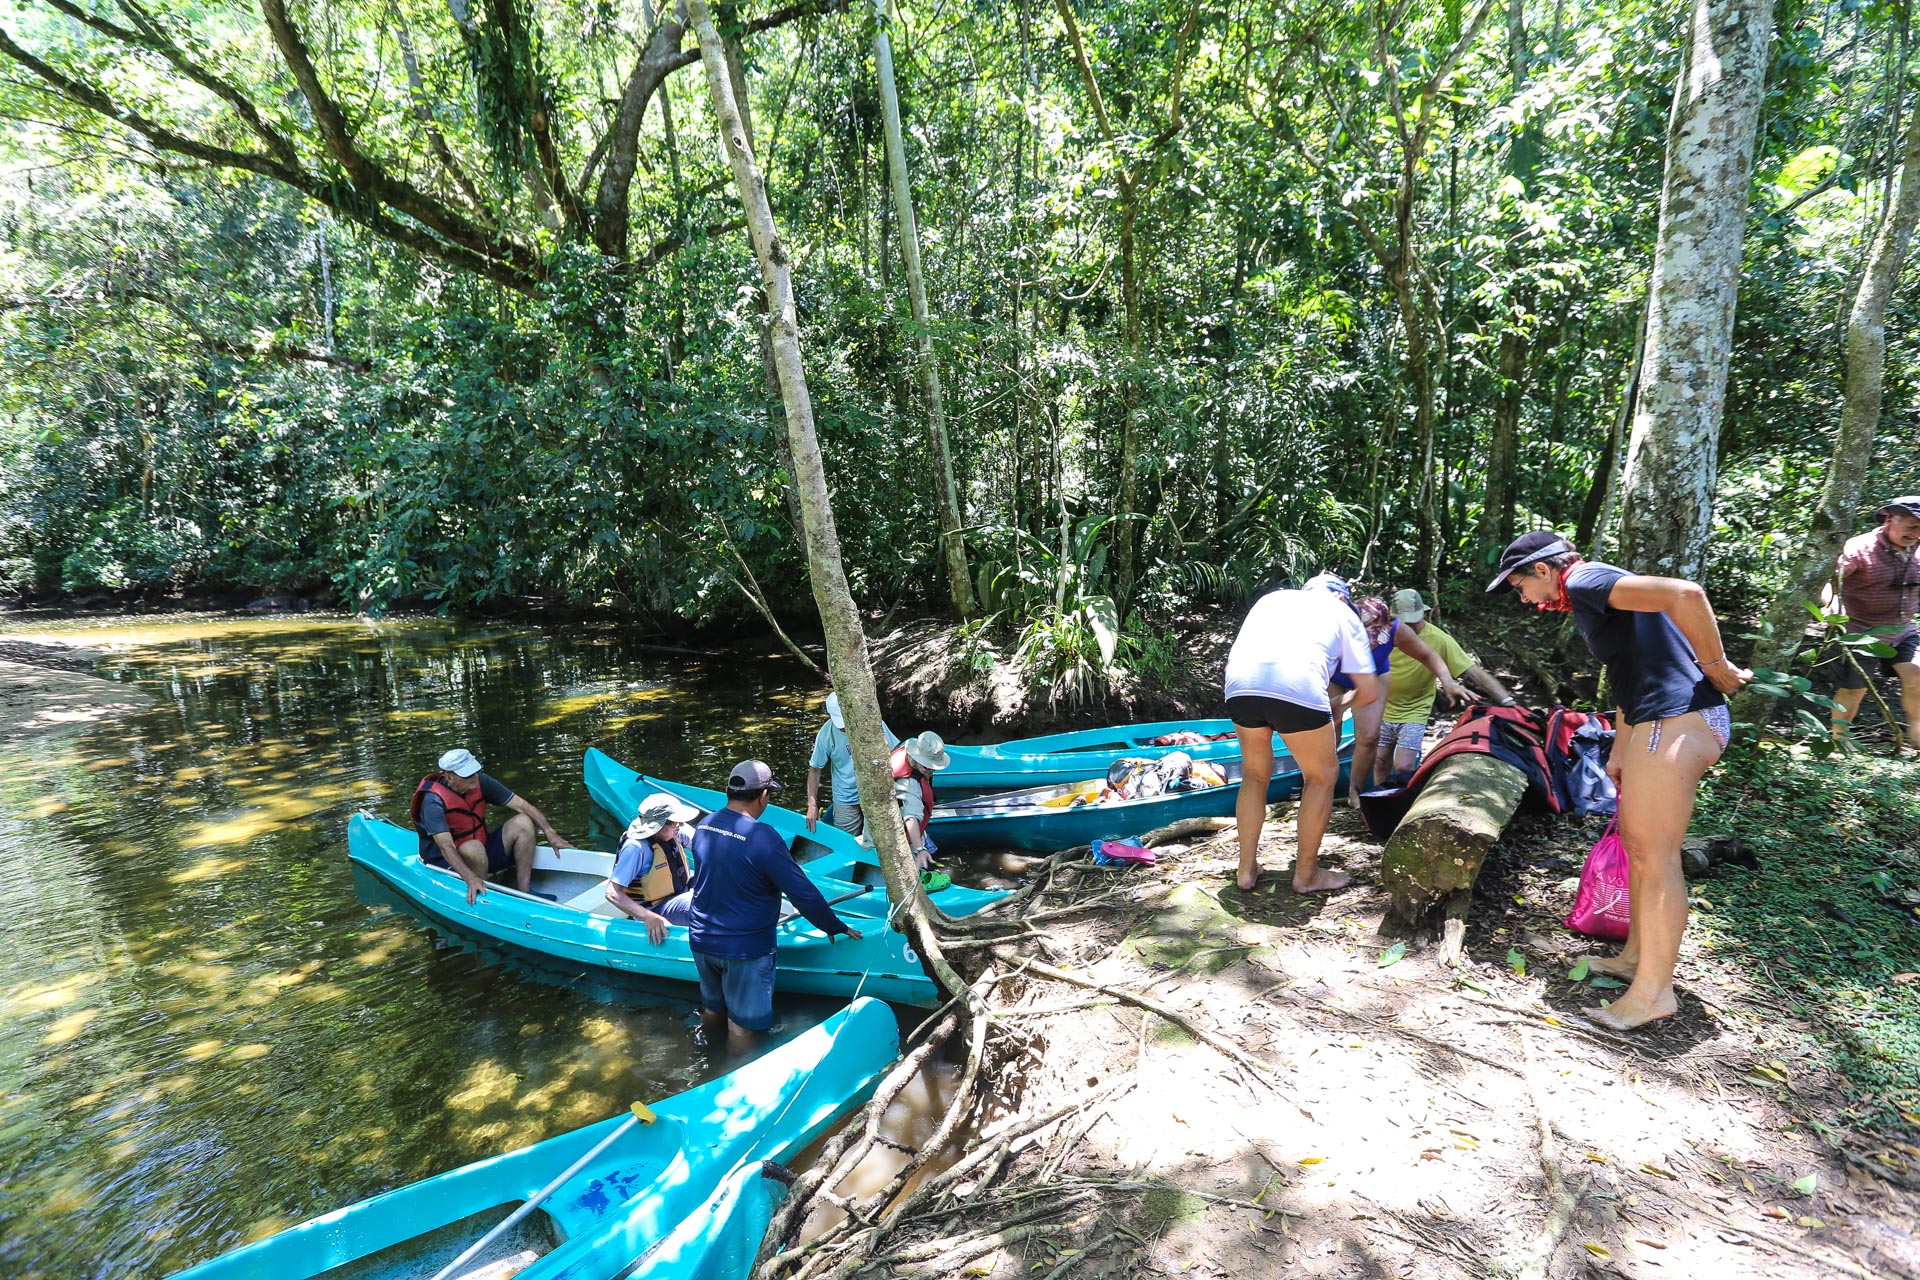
[1392, 265, 1443, 604]
[1578, 304, 1647, 553]
[1115, 186, 1142, 609]
[872, 0, 974, 617]
[1381, 754, 1528, 927]
[1737, 94, 1920, 720]
[1614, 0, 1776, 578]
[1480, 325, 1527, 552]
[686, 0, 963, 996]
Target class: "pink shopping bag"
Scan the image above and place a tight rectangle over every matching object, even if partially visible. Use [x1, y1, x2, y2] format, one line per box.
[1565, 818, 1630, 940]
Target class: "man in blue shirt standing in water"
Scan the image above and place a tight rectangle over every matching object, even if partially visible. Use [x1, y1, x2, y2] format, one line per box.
[689, 759, 863, 1053]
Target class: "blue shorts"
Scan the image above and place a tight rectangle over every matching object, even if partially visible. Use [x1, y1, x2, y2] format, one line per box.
[652, 891, 692, 926]
[421, 825, 511, 875]
[693, 951, 777, 1032]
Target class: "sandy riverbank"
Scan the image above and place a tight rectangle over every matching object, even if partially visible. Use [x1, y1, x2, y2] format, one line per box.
[0, 651, 150, 742]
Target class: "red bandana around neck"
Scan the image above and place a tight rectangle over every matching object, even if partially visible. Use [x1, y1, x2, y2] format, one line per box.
[1535, 556, 1585, 612]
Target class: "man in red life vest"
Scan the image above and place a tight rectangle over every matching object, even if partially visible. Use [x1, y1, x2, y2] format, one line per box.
[890, 731, 952, 892]
[412, 748, 574, 904]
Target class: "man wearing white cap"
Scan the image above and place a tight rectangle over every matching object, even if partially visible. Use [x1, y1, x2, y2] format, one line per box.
[804, 690, 899, 836]
[1374, 589, 1517, 786]
[412, 748, 574, 904]
[605, 791, 702, 942]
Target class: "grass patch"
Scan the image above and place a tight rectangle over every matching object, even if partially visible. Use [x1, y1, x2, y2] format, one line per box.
[1693, 746, 1920, 1133]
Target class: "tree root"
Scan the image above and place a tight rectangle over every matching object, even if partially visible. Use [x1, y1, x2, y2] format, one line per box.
[1511, 1026, 1586, 1280]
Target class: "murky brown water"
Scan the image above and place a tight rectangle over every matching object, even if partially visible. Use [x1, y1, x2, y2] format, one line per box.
[0, 614, 875, 1278]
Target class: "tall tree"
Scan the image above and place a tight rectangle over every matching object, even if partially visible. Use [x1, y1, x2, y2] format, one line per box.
[1612, 0, 1777, 577]
[1738, 93, 1920, 714]
[872, 0, 974, 616]
[685, 0, 962, 993]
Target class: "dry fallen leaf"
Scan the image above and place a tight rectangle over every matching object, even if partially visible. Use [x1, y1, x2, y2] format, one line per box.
[1640, 1163, 1677, 1180]
[1582, 1243, 1612, 1259]
[1298, 1156, 1324, 1165]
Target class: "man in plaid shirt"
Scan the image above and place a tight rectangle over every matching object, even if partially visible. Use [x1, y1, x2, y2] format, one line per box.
[1832, 496, 1920, 748]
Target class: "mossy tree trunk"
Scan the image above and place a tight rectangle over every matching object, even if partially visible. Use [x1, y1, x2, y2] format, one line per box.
[687, 0, 963, 997]
[1380, 754, 1527, 929]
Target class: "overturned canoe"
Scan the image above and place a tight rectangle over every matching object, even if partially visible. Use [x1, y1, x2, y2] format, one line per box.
[348, 814, 944, 1006]
[927, 731, 1355, 853]
[938, 718, 1257, 796]
[169, 997, 898, 1280]
[581, 748, 1008, 921]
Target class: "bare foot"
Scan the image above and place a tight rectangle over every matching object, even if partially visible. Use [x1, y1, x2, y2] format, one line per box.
[1292, 867, 1351, 894]
[1236, 866, 1262, 892]
[1584, 989, 1678, 1031]
[1588, 953, 1637, 981]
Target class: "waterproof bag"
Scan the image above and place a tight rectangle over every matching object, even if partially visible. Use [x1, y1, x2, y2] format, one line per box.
[1564, 818, 1630, 940]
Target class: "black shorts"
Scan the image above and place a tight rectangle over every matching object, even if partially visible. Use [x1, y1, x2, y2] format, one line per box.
[1225, 695, 1333, 735]
[1837, 629, 1920, 689]
[421, 825, 512, 875]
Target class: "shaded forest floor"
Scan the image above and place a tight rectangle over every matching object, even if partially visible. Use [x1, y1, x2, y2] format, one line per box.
[821, 749, 1920, 1279]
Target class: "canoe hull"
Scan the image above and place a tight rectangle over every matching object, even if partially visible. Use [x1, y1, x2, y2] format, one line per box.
[171, 998, 899, 1280]
[939, 717, 1254, 795]
[348, 815, 941, 1006]
[928, 736, 1355, 853]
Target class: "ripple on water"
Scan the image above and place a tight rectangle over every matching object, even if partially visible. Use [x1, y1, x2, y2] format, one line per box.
[0, 613, 849, 1278]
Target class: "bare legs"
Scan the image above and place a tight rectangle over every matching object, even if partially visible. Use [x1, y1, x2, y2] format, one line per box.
[501, 812, 537, 892]
[1343, 694, 1385, 808]
[1283, 725, 1345, 892]
[1234, 722, 1345, 893]
[1585, 712, 1721, 1031]
[1233, 724, 1275, 892]
[1830, 664, 1920, 748]
[700, 1008, 756, 1055]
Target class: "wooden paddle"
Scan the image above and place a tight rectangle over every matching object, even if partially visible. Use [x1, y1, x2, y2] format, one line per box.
[428, 1101, 658, 1280]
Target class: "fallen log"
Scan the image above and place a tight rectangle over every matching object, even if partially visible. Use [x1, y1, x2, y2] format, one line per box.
[1380, 754, 1528, 956]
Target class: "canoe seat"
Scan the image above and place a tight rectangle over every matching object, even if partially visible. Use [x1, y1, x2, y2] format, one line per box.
[562, 879, 623, 917]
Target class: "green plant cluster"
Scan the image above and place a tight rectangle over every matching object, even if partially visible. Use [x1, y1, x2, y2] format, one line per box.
[1694, 748, 1920, 1132]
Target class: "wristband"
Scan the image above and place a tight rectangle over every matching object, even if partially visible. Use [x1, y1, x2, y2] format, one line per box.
[1498, 697, 1515, 707]
[1700, 656, 1729, 669]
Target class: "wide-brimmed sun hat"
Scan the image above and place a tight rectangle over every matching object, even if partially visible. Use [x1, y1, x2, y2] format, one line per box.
[437, 747, 483, 778]
[624, 791, 700, 842]
[904, 730, 951, 772]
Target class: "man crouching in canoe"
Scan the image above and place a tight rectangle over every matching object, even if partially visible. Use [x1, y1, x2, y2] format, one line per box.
[689, 760, 863, 1053]
[605, 791, 702, 943]
[413, 748, 574, 904]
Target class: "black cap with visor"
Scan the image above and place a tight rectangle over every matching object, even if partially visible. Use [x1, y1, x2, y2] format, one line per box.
[1485, 532, 1577, 594]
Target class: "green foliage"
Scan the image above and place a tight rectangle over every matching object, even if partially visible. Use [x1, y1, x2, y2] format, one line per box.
[1695, 750, 1920, 1132]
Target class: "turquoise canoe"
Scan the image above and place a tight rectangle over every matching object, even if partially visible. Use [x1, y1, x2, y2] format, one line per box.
[581, 748, 1008, 921]
[927, 730, 1355, 853]
[939, 717, 1259, 795]
[348, 814, 943, 1006]
[170, 997, 898, 1280]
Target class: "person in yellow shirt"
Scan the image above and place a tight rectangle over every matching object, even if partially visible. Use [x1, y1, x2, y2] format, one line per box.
[1374, 589, 1517, 786]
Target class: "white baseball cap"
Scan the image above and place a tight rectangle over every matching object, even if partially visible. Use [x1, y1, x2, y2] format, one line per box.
[437, 748, 483, 778]
[824, 691, 845, 729]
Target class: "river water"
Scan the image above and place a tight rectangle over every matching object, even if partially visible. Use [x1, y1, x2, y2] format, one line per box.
[0, 614, 926, 1279]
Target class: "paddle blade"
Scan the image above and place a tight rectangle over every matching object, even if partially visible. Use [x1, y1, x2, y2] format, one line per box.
[631, 1102, 658, 1125]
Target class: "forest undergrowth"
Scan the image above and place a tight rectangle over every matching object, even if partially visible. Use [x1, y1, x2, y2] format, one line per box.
[771, 751, 1920, 1280]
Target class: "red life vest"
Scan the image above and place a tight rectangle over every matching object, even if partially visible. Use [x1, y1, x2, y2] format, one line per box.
[1403, 704, 1561, 812]
[890, 746, 936, 817]
[411, 774, 488, 845]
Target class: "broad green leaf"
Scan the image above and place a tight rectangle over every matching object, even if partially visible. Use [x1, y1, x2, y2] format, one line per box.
[1567, 957, 1591, 982]
[1378, 941, 1407, 968]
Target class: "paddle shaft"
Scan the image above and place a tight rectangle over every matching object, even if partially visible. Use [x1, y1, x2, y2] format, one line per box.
[778, 885, 872, 927]
[429, 1110, 644, 1280]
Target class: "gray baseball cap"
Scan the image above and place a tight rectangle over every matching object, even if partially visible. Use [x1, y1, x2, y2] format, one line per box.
[726, 759, 782, 791]
[1876, 496, 1920, 521]
[1391, 589, 1427, 623]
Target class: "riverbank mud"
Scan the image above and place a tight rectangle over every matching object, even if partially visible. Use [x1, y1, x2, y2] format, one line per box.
[0, 643, 149, 742]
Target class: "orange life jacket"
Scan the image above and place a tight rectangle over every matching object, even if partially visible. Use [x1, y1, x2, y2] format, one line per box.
[411, 774, 488, 845]
[890, 746, 936, 817]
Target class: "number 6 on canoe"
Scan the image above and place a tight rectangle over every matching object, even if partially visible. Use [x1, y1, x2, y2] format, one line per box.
[427, 1101, 658, 1280]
